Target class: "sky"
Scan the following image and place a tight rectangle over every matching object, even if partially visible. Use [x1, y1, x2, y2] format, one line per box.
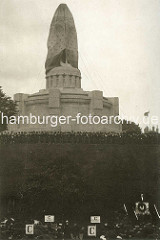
[1, 0, 160, 130]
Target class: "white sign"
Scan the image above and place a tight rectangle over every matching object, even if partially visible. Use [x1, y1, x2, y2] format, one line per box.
[90, 216, 101, 223]
[26, 224, 34, 234]
[88, 225, 96, 236]
[44, 215, 55, 222]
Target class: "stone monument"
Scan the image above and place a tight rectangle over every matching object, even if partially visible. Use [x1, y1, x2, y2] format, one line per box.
[11, 4, 121, 133]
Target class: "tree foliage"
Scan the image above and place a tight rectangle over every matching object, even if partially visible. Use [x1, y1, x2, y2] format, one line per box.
[0, 143, 158, 222]
[122, 119, 141, 133]
[0, 86, 17, 132]
[19, 156, 87, 220]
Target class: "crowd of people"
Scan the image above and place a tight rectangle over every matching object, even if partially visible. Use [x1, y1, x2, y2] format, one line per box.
[0, 216, 160, 239]
[0, 131, 160, 145]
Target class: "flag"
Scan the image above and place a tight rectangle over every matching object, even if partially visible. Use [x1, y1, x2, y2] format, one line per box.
[141, 193, 144, 201]
[144, 111, 149, 117]
[135, 202, 150, 215]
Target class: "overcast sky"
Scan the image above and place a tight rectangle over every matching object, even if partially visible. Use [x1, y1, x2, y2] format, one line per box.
[1, 0, 160, 129]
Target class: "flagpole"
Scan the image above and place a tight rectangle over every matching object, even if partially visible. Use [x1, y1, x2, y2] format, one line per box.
[154, 204, 160, 219]
[124, 204, 128, 215]
[133, 209, 138, 220]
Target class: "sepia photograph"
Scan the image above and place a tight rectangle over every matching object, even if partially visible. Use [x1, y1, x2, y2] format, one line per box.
[0, 0, 160, 239]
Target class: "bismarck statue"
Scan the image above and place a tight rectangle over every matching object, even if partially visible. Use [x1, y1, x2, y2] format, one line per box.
[45, 4, 78, 73]
[10, 4, 121, 133]
[45, 4, 81, 90]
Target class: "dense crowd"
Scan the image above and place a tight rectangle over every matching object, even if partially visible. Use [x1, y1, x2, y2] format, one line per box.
[0, 216, 160, 239]
[0, 131, 160, 145]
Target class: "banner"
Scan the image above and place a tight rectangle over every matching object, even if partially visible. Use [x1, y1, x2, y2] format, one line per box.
[90, 216, 101, 223]
[135, 202, 150, 215]
[44, 215, 55, 222]
[88, 225, 96, 236]
[25, 224, 34, 234]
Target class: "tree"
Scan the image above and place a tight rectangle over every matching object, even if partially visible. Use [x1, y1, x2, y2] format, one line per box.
[0, 86, 17, 132]
[122, 119, 141, 134]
